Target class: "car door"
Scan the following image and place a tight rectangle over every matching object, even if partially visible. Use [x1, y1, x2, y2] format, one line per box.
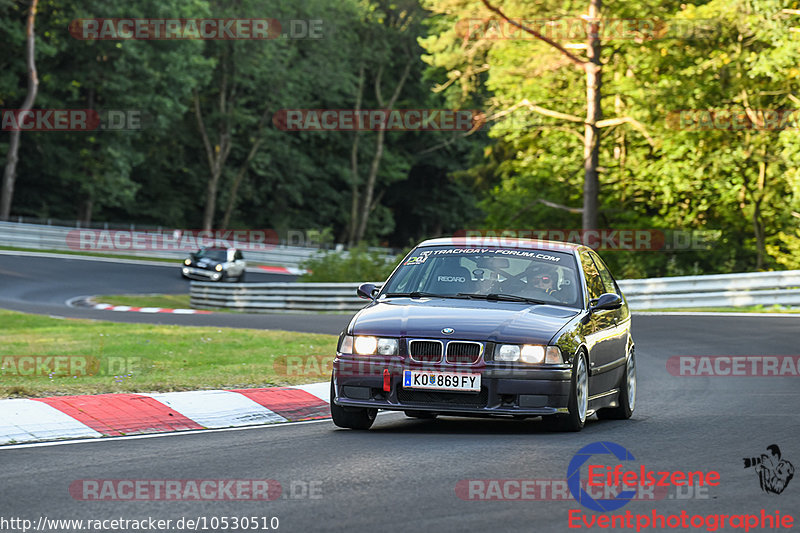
[579, 249, 618, 395]
[587, 250, 630, 392]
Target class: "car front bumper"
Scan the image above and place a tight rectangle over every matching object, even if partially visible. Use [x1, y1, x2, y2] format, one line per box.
[332, 355, 573, 417]
[182, 266, 222, 281]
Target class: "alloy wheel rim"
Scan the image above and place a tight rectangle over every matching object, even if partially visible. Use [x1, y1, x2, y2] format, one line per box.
[576, 355, 588, 422]
[627, 352, 637, 410]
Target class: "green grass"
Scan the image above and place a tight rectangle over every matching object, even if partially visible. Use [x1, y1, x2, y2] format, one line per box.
[97, 293, 193, 309]
[640, 305, 800, 313]
[0, 309, 337, 398]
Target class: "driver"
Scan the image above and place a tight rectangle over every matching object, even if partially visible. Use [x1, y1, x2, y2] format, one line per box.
[525, 263, 559, 296]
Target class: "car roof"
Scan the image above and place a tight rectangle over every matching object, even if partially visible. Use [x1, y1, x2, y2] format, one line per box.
[417, 236, 583, 252]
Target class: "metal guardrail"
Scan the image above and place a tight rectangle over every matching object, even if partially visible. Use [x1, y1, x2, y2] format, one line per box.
[190, 282, 384, 313]
[617, 270, 800, 309]
[0, 220, 344, 269]
[190, 270, 800, 313]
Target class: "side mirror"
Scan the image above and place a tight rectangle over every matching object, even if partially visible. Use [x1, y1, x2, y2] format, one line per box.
[356, 282, 378, 300]
[590, 293, 622, 312]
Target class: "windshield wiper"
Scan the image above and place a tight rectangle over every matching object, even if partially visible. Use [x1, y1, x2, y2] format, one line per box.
[384, 291, 467, 299]
[457, 293, 548, 305]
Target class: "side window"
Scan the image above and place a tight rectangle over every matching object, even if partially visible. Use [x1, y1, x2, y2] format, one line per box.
[234, 250, 243, 260]
[589, 251, 619, 296]
[579, 250, 605, 301]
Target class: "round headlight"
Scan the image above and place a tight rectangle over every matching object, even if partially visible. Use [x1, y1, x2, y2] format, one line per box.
[521, 345, 545, 364]
[184, 259, 191, 266]
[354, 336, 378, 355]
[495, 344, 520, 362]
[377, 338, 399, 356]
[215, 264, 223, 272]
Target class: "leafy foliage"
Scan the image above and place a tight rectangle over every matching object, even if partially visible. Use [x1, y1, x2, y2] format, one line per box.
[299, 244, 402, 282]
[2, 0, 800, 276]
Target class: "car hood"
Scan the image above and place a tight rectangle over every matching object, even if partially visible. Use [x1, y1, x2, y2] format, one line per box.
[194, 257, 222, 269]
[349, 297, 580, 344]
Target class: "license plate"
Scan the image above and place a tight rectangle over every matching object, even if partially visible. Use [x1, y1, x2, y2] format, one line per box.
[403, 370, 481, 392]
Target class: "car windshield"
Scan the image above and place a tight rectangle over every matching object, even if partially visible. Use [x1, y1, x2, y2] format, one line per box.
[194, 249, 227, 262]
[382, 246, 581, 308]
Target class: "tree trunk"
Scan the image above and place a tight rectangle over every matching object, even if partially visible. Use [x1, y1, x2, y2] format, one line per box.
[355, 128, 386, 242]
[582, 0, 602, 231]
[1, 0, 39, 221]
[203, 166, 222, 231]
[194, 77, 232, 231]
[353, 60, 412, 243]
[78, 195, 93, 225]
[347, 64, 365, 246]
[752, 159, 767, 270]
[195, 46, 234, 231]
[220, 109, 270, 229]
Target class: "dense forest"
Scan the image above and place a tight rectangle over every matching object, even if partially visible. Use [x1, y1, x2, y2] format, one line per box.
[1, 0, 799, 278]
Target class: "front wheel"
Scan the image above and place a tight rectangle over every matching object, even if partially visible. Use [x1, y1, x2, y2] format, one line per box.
[597, 349, 636, 420]
[330, 378, 377, 430]
[542, 351, 588, 432]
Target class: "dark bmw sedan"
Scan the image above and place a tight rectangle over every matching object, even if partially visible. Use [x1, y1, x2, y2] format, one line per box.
[330, 237, 636, 432]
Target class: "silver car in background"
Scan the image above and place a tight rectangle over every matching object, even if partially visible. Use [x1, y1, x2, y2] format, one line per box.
[181, 246, 246, 282]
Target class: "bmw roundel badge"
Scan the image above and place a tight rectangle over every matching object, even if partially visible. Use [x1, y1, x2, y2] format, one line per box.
[441, 327, 455, 335]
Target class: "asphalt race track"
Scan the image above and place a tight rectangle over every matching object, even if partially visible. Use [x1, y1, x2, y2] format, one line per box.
[1, 253, 799, 532]
[1, 315, 798, 532]
[0, 252, 349, 334]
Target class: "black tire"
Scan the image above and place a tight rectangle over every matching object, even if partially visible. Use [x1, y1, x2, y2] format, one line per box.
[237, 270, 246, 283]
[542, 351, 588, 432]
[597, 349, 636, 420]
[330, 378, 377, 430]
[404, 410, 438, 419]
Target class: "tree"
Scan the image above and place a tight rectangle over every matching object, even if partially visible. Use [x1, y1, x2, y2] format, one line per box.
[1, 0, 38, 221]
[422, 0, 653, 231]
[345, 0, 424, 245]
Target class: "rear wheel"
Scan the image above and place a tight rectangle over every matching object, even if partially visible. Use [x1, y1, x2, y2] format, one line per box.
[404, 410, 438, 419]
[330, 378, 377, 430]
[542, 351, 588, 432]
[597, 349, 636, 420]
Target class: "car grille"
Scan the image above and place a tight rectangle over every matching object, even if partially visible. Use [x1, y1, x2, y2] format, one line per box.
[408, 340, 443, 362]
[397, 387, 488, 408]
[445, 342, 483, 364]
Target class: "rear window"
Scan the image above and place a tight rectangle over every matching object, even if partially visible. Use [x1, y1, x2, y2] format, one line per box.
[382, 246, 581, 307]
